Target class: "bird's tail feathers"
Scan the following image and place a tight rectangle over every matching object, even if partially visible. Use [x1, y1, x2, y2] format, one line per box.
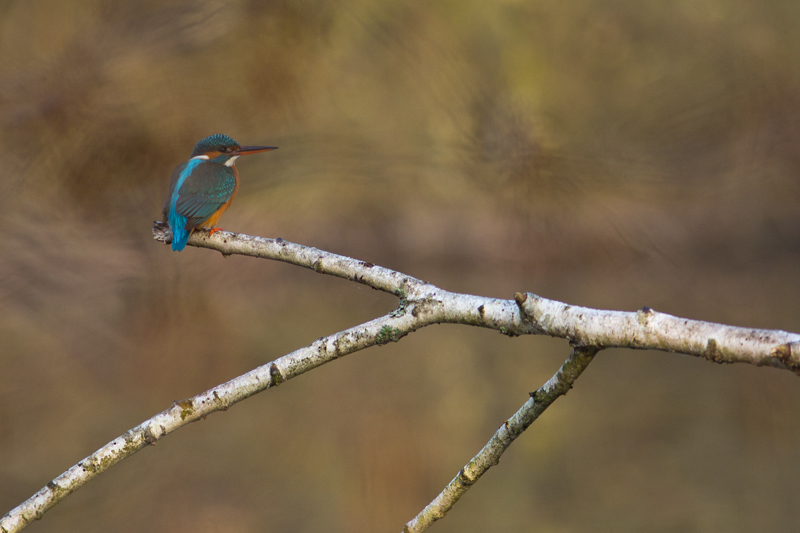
[169, 211, 190, 251]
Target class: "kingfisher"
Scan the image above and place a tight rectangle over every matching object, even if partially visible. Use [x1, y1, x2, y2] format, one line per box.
[162, 134, 277, 251]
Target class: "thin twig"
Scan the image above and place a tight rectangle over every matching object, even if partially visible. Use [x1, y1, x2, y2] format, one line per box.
[404, 345, 599, 532]
[0, 312, 434, 533]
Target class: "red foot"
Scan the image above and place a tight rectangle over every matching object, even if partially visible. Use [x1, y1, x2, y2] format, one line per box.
[206, 227, 223, 236]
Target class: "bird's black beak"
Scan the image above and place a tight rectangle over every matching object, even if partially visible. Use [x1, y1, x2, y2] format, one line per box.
[234, 146, 278, 155]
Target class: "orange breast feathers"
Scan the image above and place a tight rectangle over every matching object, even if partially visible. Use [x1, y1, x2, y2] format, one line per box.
[198, 165, 239, 230]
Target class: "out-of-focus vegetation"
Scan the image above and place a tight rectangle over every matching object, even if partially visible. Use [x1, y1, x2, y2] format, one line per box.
[1, 1, 799, 531]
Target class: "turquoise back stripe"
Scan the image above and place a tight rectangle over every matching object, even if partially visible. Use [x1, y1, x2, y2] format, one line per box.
[169, 158, 205, 251]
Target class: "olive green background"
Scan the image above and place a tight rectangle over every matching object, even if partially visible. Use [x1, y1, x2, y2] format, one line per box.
[1, 1, 799, 531]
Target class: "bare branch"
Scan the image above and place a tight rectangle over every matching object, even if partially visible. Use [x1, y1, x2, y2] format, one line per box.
[151, 221, 413, 296]
[2, 225, 796, 532]
[403, 345, 598, 532]
[0, 312, 434, 533]
[153, 223, 800, 373]
[514, 292, 800, 373]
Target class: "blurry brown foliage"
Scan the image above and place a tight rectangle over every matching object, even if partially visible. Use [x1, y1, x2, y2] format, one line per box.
[1, 1, 799, 532]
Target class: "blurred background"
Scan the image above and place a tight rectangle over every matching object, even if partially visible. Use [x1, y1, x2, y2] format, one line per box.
[1, 0, 799, 531]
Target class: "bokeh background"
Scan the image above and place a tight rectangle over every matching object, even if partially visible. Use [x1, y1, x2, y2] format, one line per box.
[2, 1, 800, 531]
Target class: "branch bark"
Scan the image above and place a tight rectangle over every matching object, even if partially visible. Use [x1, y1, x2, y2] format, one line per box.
[403, 345, 599, 532]
[1, 224, 797, 533]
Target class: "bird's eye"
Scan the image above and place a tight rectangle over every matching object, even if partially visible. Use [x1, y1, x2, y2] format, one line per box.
[219, 146, 229, 153]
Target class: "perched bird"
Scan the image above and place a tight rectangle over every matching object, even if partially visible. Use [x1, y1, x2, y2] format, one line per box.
[162, 134, 277, 251]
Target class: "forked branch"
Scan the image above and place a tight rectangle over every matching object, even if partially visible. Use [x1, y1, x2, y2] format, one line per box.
[1, 225, 797, 533]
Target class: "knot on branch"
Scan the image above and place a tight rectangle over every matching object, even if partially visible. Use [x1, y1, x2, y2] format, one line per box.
[514, 292, 530, 320]
[152, 221, 171, 244]
[514, 292, 548, 335]
[771, 341, 800, 375]
[269, 363, 285, 386]
[636, 306, 655, 325]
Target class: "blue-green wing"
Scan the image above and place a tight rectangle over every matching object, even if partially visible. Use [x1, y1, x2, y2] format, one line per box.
[175, 163, 236, 230]
[162, 162, 189, 221]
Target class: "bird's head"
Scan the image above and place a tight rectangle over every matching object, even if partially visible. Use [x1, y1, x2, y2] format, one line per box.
[190, 134, 277, 166]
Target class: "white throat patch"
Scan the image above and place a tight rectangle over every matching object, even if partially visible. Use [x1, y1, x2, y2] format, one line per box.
[225, 155, 240, 167]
